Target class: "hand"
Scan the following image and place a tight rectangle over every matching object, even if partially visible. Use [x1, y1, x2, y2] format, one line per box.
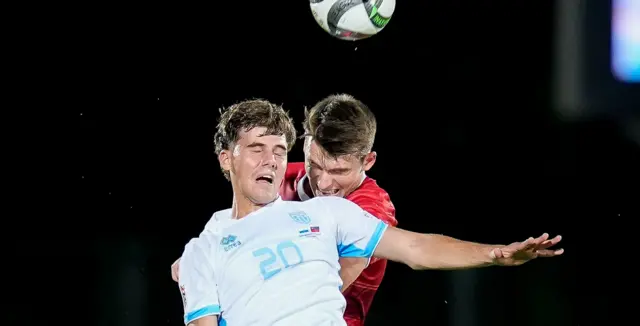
[171, 258, 181, 282]
[490, 233, 564, 266]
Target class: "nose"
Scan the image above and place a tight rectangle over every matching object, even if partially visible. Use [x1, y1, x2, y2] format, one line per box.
[316, 172, 334, 191]
[262, 151, 277, 169]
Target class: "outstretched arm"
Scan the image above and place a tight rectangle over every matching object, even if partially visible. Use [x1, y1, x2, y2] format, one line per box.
[374, 228, 563, 270]
[323, 196, 563, 272]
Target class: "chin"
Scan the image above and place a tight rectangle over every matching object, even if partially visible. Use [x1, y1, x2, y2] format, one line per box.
[250, 193, 278, 205]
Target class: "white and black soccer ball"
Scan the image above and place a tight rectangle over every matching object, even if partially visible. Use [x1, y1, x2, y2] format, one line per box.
[309, 0, 395, 41]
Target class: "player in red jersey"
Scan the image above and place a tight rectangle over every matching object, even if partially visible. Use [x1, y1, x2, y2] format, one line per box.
[278, 94, 396, 326]
[281, 163, 395, 325]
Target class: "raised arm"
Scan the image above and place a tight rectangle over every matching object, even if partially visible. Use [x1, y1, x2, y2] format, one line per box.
[320, 196, 563, 271]
[373, 227, 563, 270]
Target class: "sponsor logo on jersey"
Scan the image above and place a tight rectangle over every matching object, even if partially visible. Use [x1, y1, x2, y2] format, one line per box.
[289, 211, 311, 224]
[299, 225, 321, 236]
[220, 234, 242, 251]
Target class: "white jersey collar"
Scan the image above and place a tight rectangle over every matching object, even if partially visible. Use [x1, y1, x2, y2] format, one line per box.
[212, 196, 282, 222]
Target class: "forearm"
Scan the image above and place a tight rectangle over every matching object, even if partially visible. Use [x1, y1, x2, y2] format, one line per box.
[410, 233, 500, 270]
[187, 316, 218, 326]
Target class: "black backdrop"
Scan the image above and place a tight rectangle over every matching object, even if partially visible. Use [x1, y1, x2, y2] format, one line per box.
[8, 1, 638, 325]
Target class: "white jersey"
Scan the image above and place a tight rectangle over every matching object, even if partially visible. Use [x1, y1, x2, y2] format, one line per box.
[178, 196, 388, 326]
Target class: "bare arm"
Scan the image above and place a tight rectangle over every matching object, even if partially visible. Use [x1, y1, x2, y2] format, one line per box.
[187, 316, 218, 326]
[338, 257, 368, 292]
[374, 227, 498, 270]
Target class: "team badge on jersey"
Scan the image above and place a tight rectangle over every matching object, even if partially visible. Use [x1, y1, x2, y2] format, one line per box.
[298, 225, 321, 237]
[289, 211, 311, 224]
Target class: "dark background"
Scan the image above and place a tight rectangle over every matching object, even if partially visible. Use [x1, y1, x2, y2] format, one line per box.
[10, 1, 639, 325]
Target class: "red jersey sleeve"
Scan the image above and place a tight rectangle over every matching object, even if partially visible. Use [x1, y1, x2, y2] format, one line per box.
[279, 162, 307, 201]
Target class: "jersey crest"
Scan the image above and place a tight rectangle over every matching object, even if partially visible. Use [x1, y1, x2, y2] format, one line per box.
[289, 211, 311, 224]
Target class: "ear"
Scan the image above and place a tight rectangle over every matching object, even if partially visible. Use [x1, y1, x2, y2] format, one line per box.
[362, 151, 376, 172]
[218, 149, 232, 175]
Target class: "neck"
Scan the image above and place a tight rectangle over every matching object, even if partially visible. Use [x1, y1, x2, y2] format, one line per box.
[231, 195, 259, 219]
[230, 192, 277, 220]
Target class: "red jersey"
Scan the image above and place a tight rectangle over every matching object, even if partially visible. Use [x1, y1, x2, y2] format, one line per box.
[279, 162, 397, 325]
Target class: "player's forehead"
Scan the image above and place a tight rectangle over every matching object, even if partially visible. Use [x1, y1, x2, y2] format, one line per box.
[236, 127, 288, 147]
[306, 140, 359, 169]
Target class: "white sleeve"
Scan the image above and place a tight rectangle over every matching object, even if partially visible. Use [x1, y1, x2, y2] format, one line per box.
[178, 232, 221, 325]
[318, 196, 388, 259]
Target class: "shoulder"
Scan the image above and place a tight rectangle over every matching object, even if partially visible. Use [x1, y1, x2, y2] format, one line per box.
[301, 196, 362, 217]
[185, 229, 217, 255]
[204, 208, 233, 231]
[280, 162, 307, 201]
[285, 162, 306, 181]
[211, 208, 233, 222]
[305, 196, 355, 207]
[346, 177, 397, 226]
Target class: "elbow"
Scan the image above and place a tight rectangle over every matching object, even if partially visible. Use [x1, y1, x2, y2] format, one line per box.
[405, 255, 428, 270]
[408, 258, 433, 270]
[408, 262, 423, 270]
[404, 234, 433, 270]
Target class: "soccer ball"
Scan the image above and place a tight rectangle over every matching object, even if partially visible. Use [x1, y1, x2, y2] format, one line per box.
[309, 0, 395, 41]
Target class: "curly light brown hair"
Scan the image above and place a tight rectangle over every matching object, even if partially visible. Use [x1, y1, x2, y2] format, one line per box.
[214, 99, 297, 180]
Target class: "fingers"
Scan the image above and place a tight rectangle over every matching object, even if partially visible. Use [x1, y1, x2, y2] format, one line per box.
[533, 233, 549, 245]
[518, 233, 549, 250]
[535, 248, 564, 257]
[527, 233, 562, 251]
[539, 235, 562, 249]
[536, 235, 562, 250]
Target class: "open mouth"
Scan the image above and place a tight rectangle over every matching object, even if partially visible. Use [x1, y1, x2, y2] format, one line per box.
[317, 189, 339, 196]
[255, 175, 274, 184]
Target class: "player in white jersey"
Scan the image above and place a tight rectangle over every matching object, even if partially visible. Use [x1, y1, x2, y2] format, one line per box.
[181, 196, 386, 325]
[178, 99, 563, 326]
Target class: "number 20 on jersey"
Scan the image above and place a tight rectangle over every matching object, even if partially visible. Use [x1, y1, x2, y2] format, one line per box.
[253, 240, 305, 280]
